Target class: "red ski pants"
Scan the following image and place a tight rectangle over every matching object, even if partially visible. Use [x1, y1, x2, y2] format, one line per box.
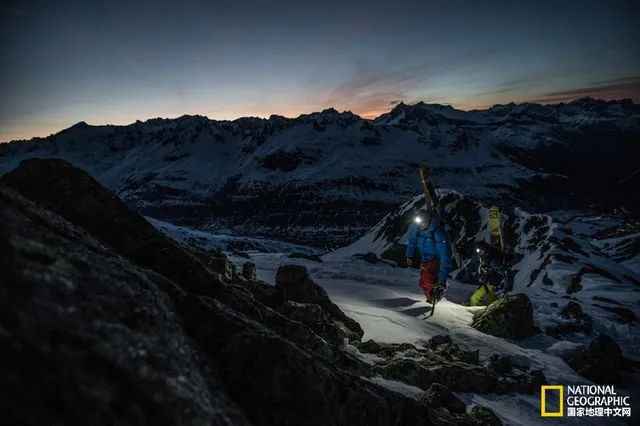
[419, 259, 439, 299]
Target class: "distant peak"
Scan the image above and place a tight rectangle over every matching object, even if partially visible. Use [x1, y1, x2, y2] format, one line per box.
[268, 114, 288, 120]
[297, 108, 357, 122]
[55, 121, 90, 136]
[386, 101, 458, 119]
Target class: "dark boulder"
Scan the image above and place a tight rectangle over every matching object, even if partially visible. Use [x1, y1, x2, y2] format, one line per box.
[421, 383, 466, 414]
[426, 335, 453, 349]
[468, 405, 502, 426]
[358, 339, 384, 354]
[276, 264, 364, 341]
[279, 300, 352, 346]
[241, 261, 257, 281]
[426, 409, 473, 426]
[565, 334, 624, 383]
[276, 263, 323, 300]
[209, 255, 233, 281]
[471, 294, 537, 339]
[235, 279, 281, 309]
[561, 301, 583, 319]
[486, 354, 513, 375]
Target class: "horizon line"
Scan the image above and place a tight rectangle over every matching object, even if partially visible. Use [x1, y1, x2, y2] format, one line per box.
[1, 95, 636, 145]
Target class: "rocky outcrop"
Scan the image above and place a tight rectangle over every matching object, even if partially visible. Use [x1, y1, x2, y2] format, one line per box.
[176, 292, 426, 426]
[564, 334, 624, 384]
[468, 406, 502, 426]
[380, 358, 496, 394]
[421, 384, 472, 426]
[208, 255, 234, 281]
[358, 337, 544, 396]
[279, 301, 353, 347]
[471, 294, 537, 339]
[0, 185, 248, 426]
[422, 383, 466, 414]
[355, 339, 513, 425]
[485, 354, 546, 394]
[241, 261, 257, 281]
[275, 264, 364, 342]
[0, 158, 225, 298]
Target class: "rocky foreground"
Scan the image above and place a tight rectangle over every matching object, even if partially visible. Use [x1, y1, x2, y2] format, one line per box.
[3, 158, 638, 425]
[0, 160, 558, 425]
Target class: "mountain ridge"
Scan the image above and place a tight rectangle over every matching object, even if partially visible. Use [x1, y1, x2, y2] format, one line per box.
[2, 97, 636, 145]
[1, 97, 638, 247]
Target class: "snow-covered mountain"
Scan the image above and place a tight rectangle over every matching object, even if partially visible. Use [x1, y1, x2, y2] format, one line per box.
[1, 98, 638, 247]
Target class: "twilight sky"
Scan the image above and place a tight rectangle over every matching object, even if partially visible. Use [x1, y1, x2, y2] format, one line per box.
[1, 0, 639, 142]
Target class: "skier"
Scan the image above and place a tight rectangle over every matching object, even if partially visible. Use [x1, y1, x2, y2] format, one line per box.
[406, 208, 453, 304]
[469, 206, 510, 306]
[468, 241, 504, 306]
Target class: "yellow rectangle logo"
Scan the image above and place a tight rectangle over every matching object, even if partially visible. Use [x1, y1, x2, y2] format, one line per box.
[541, 385, 564, 417]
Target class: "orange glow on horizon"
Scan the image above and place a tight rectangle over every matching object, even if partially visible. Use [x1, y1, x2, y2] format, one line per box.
[2, 87, 638, 143]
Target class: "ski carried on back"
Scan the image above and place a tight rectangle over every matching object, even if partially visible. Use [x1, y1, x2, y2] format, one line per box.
[419, 164, 439, 215]
[488, 205, 513, 293]
[419, 163, 461, 267]
[418, 163, 445, 318]
[488, 206, 504, 252]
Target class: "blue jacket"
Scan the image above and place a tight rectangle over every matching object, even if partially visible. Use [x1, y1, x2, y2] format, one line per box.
[405, 218, 453, 282]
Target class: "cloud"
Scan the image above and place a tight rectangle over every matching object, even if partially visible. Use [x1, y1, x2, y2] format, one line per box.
[529, 76, 640, 104]
[322, 62, 435, 117]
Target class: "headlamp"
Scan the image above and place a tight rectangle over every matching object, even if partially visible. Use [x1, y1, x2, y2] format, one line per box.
[414, 216, 423, 224]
